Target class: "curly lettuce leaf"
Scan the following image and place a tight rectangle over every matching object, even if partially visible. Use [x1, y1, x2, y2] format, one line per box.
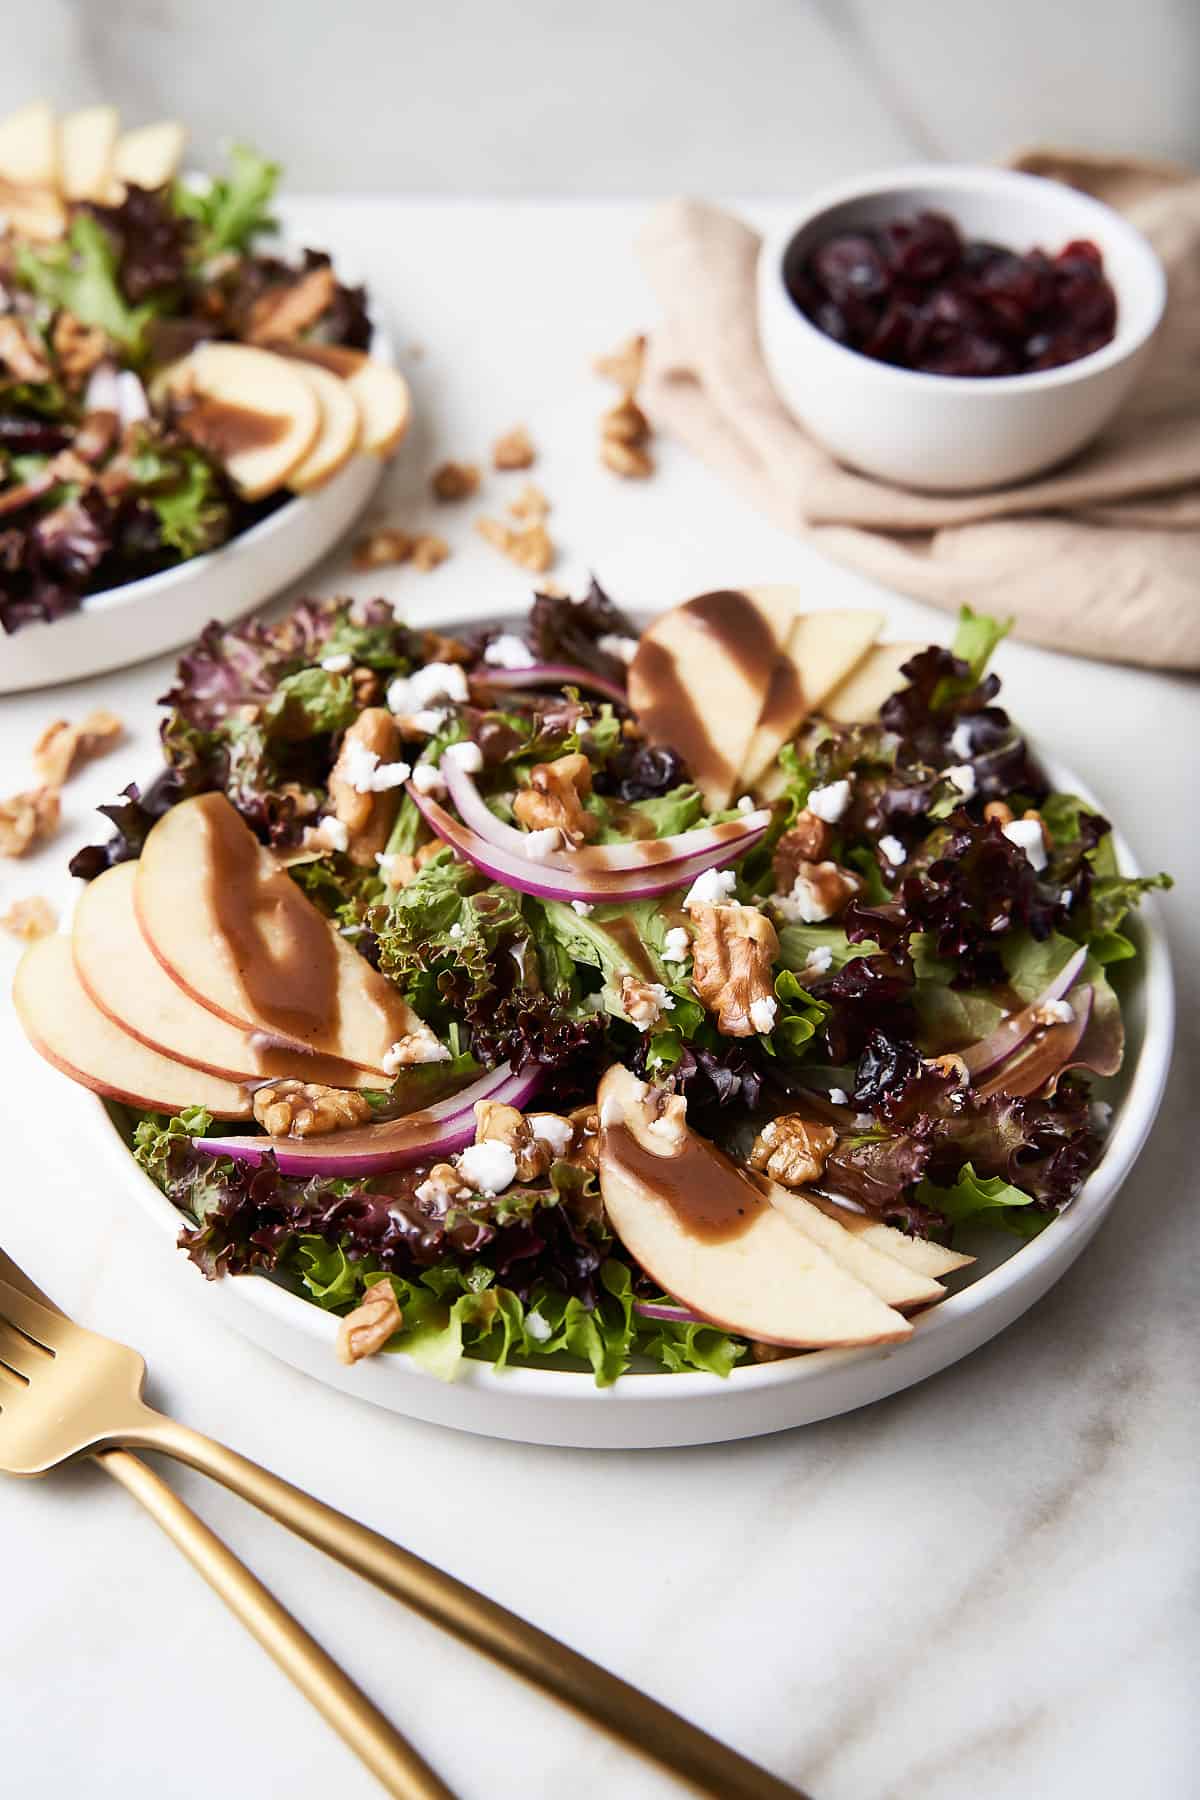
[174, 143, 280, 259]
[17, 215, 156, 357]
[263, 666, 358, 738]
[127, 433, 231, 558]
[916, 1162, 1049, 1241]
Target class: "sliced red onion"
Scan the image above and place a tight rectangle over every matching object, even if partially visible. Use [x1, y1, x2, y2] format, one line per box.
[633, 1301, 711, 1326]
[474, 662, 628, 707]
[441, 757, 769, 876]
[977, 985, 1093, 1099]
[961, 945, 1087, 1080]
[194, 1060, 541, 1177]
[411, 787, 764, 903]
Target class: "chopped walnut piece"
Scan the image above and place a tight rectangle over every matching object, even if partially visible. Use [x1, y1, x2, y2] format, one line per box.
[983, 800, 1014, 827]
[430, 460, 480, 503]
[0, 895, 57, 939]
[419, 629, 471, 665]
[328, 708, 407, 866]
[352, 666, 383, 708]
[689, 902, 780, 1037]
[353, 527, 412, 570]
[773, 812, 833, 886]
[620, 974, 671, 1031]
[600, 437, 654, 479]
[513, 752, 597, 845]
[750, 1341, 800, 1364]
[928, 1053, 969, 1087]
[410, 532, 450, 571]
[567, 1104, 600, 1172]
[598, 383, 654, 480]
[508, 482, 550, 523]
[593, 333, 646, 395]
[492, 425, 536, 470]
[247, 265, 337, 344]
[780, 860, 861, 923]
[601, 397, 651, 446]
[253, 1079, 372, 1138]
[51, 311, 109, 385]
[0, 316, 51, 383]
[749, 1115, 839, 1189]
[475, 515, 556, 574]
[474, 1101, 550, 1183]
[336, 1280, 403, 1366]
[32, 709, 123, 789]
[377, 841, 439, 888]
[0, 788, 60, 858]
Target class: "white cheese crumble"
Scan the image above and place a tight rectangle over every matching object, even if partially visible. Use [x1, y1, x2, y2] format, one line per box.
[749, 996, 778, 1034]
[571, 900, 594, 916]
[387, 661, 469, 715]
[1035, 998, 1075, 1026]
[410, 761, 446, 796]
[944, 763, 977, 799]
[662, 926, 691, 964]
[529, 1113, 574, 1156]
[449, 922, 463, 940]
[1090, 1100, 1113, 1133]
[683, 867, 737, 911]
[779, 876, 833, 924]
[382, 1035, 451, 1074]
[1060, 888, 1074, 910]
[484, 633, 536, 670]
[524, 1311, 552, 1343]
[340, 736, 411, 794]
[443, 740, 484, 775]
[320, 651, 353, 673]
[804, 945, 834, 976]
[1002, 817, 1047, 872]
[410, 707, 447, 735]
[523, 826, 563, 860]
[950, 721, 975, 761]
[596, 632, 638, 664]
[806, 778, 851, 823]
[317, 816, 349, 854]
[878, 834, 906, 868]
[456, 1139, 517, 1195]
[736, 795, 755, 814]
[828, 1087, 850, 1106]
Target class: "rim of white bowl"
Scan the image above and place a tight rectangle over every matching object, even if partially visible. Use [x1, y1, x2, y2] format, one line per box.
[92, 703, 1174, 1406]
[764, 163, 1167, 396]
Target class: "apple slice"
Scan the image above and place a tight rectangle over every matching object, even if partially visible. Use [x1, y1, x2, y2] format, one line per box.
[806, 1195, 974, 1279]
[597, 1067, 910, 1348]
[628, 586, 801, 811]
[73, 863, 379, 1089]
[288, 360, 362, 491]
[765, 1184, 944, 1311]
[0, 100, 58, 190]
[344, 358, 411, 456]
[168, 343, 320, 499]
[821, 642, 924, 724]
[14, 935, 251, 1119]
[113, 120, 186, 191]
[59, 105, 120, 202]
[135, 793, 431, 1075]
[739, 609, 883, 789]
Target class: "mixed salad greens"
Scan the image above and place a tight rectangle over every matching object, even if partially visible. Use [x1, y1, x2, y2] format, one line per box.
[0, 142, 370, 633]
[70, 587, 1168, 1384]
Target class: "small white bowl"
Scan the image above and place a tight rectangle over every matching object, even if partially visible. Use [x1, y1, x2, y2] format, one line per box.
[757, 165, 1166, 493]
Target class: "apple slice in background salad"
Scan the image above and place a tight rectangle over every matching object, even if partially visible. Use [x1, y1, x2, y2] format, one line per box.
[18, 584, 1171, 1383]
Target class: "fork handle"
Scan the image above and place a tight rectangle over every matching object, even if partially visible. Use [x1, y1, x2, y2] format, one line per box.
[131, 1413, 806, 1800]
[95, 1447, 454, 1800]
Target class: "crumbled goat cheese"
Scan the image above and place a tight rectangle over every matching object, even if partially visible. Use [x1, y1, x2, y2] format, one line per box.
[950, 721, 975, 761]
[341, 736, 411, 794]
[1035, 998, 1075, 1026]
[737, 795, 755, 814]
[662, 926, 690, 963]
[749, 996, 778, 1034]
[783, 876, 833, 923]
[1002, 817, 1048, 872]
[524, 1311, 552, 1342]
[596, 633, 638, 664]
[529, 1113, 574, 1155]
[456, 1139, 518, 1195]
[318, 816, 349, 854]
[1060, 888, 1074, 910]
[828, 1087, 849, 1106]
[443, 740, 484, 774]
[320, 652, 353, 673]
[449, 922, 463, 940]
[878, 834, 906, 868]
[382, 1035, 451, 1074]
[410, 761, 445, 795]
[524, 826, 563, 860]
[806, 778, 851, 823]
[627, 984, 674, 1030]
[804, 945, 834, 975]
[571, 900, 594, 915]
[387, 661, 469, 715]
[683, 867, 737, 911]
[945, 763, 977, 799]
[1090, 1100, 1113, 1133]
[484, 633, 536, 669]
[410, 707, 447, 735]
[414, 1178, 442, 1206]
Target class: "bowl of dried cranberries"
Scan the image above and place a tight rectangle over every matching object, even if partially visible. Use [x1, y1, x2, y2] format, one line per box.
[757, 165, 1165, 492]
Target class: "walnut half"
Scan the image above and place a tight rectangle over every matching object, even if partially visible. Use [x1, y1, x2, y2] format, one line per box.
[749, 1115, 839, 1189]
[689, 902, 779, 1038]
[336, 1281, 403, 1366]
[328, 708, 407, 867]
[513, 752, 597, 846]
[253, 1080, 372, 1138]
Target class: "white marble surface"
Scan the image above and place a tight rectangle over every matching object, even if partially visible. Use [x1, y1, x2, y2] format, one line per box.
[0, 200, 1196, 1800]
[3, 0, 1199, 191]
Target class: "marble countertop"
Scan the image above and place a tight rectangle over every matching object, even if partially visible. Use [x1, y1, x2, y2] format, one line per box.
[0, 200, 1195, 1800]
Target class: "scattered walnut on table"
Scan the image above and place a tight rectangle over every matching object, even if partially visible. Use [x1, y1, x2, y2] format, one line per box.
[599, 437, 653, 479]
[32, 709, 123, 789]
[689, 902, 780, 1038]
[410, 532, 450, 571]
[353, 527, 413, 570]
[513, 752, 597, 846]
[492, 425, 536, 471]
[431, 460, 480, 503]
[592, 333, 646, 394]
[253, 1079, 373, 1139]
[749, 1115, 839, 1189]
[508, 482, 550, 523]
[335, 1281, 403, 1366]
[0, 788, 61, 858]
[0, 895, 57, 939]
[475, 514, 556, 574]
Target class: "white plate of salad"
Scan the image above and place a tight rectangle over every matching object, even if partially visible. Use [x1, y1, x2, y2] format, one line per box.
[14, 584, 1174, 1446]
[0, 100, 409, 692]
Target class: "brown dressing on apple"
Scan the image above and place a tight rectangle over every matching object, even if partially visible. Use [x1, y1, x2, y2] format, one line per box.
[202, 795, 341, 1043]
[178, 397, 290, 459]
[274, 341, 363, 379]
[605, 1119, 768, 1243]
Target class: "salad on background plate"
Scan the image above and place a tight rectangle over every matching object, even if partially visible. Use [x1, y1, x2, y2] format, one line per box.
[0, 99, 408, 636]
[13, 585, 1170, 1384]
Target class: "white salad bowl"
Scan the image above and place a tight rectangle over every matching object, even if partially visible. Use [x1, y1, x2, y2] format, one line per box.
[89, 733, 1174, 1450]
[757, 164, 1166, 493]
[0, 328, 395, 696]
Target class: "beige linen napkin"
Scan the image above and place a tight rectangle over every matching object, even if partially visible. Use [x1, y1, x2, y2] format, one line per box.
[636, 152, 1200, 670]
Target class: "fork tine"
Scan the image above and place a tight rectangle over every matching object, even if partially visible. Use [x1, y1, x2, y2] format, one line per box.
[0, 1316, 52, 1381]
[0, 1276, 62, 1352]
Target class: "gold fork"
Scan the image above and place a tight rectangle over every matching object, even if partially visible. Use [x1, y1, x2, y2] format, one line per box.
[0, 1261, 807, 1800]
[0, 1250, 452, 1800]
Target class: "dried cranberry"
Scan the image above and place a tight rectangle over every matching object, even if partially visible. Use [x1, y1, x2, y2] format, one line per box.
[811, 233, 888, 303]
